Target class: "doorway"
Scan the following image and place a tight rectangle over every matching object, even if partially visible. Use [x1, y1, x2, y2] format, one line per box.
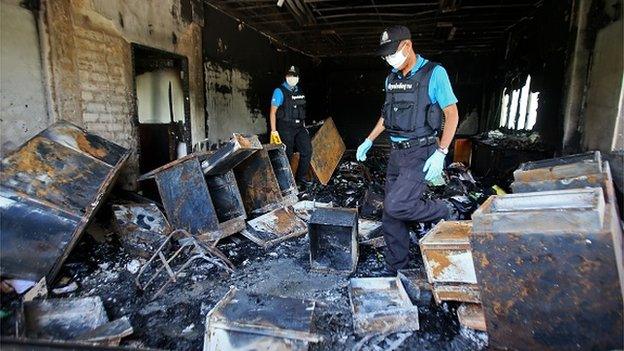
[131, 44, 192, 197]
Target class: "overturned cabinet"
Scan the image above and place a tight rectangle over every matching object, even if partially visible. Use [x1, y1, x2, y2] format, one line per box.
[204, 288, 320, 351]
[139, 134, 260, 242]
[0, 121, 130, 282]
[471, 188, 623, 351]
[309, 207, 359, 274]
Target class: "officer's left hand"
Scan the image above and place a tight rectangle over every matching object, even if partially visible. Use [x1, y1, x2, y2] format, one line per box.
[423, 149, 446, 182]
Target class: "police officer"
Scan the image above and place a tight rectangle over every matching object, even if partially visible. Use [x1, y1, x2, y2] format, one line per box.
[269, 66, 312, 187]
[356, 25, 459, 274]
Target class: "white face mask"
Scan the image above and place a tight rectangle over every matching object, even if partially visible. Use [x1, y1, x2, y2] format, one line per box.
[286, 76, 299, 87]
[385, 45, 408, 69]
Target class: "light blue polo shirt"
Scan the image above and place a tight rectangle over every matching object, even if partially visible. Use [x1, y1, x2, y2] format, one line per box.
[271, 82, 298, 107]
[385, 56, 458, 142]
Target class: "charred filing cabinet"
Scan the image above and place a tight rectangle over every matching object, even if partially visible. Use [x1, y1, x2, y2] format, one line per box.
[512, 151, 601, 183]
[309, 207, 358, 274]
[511, 151, 618, 204]
[419, 221, 476, 284]
[234, 147, 284, 216]
[139, 155, 222, 242]
[0, 121, 130, 282]
[205, 170, 246, 237]
[419, 221, 480, 304]
[265, 143, 298, 206]
[139, 135, 260, 242]
[471, 188, 623, 351]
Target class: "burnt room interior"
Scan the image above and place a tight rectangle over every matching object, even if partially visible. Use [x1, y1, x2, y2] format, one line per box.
[0, 0, 623, 350]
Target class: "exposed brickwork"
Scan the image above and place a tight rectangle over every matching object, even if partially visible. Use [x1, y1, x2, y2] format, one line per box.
[73, 23, 138, 189]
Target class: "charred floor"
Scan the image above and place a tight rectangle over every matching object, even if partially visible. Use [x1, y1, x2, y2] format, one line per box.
[1, 0, 623, 350]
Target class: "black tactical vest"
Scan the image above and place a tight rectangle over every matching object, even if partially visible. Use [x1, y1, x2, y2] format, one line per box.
[383, 61, 443, 139]
[276, 86, 306, 122]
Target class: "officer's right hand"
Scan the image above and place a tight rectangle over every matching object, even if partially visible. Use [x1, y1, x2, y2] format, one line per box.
[270, 131, 282, 144]
[356, 139, 373, 161]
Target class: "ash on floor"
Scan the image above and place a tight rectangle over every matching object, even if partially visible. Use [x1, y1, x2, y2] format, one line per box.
[0, 226, 486, 350]
[1, 150, 489, 350]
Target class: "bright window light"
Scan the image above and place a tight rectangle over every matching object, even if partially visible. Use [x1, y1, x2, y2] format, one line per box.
[498, 75, 539, 131]
[500, 88, 509, 128]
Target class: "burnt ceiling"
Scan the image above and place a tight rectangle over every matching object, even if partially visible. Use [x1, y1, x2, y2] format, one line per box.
[203, 0, 543, 57]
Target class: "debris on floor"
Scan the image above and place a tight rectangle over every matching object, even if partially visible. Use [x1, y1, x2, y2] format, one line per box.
[204, 288, 321, 351]
[136, 229, 234, 299]
[241, 206, 307, 247]
[23, 296, 133, 346]
[2, 127, 621, 351]
[112, 202, 171, 258]
[348, 277, 420, 335]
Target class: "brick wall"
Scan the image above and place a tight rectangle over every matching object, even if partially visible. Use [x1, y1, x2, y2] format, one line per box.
[41, 0, 204, 190]
[71, 15, 137, 189]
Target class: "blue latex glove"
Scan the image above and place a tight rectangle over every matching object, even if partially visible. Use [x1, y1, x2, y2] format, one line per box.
[356, 139, 373, 161]
[423, 150, 446, 182]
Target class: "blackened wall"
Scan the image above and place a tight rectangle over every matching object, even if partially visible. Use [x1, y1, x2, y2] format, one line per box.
[202, 5, 322, 144]
[483, 0, 574, 152]
[317, 52, 494, 148]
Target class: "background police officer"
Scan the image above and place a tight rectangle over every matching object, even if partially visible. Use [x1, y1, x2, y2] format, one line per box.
[356, 25, 460, 274]
[269, 66, 312, 188]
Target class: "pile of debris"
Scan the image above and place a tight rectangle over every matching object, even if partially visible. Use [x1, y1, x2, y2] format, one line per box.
[1, 121, 622, 351]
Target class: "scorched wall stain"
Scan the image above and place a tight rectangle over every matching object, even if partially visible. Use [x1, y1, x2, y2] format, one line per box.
[205, 61, 267, 145]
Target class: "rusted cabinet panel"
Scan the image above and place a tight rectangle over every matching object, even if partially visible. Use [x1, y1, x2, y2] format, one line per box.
[512, 151, 601, 182]
[432, 283, 480, 304]
[457, 303, 486, 332]
[266, 143, 298, 206]
[471, 188, 623, 351]
[234, 148, 283, 216]
[152, 156, 221, 241]
[310, 117, 346, 185]
[0, 121, 130, 282]
[419, 221, 476, 284]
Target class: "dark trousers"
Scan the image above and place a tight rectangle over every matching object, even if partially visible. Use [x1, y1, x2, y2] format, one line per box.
[382, 144, 449, 270]
[277, 120, 312, 181]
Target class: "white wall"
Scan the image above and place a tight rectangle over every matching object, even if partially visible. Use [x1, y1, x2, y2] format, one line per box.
[583, 19, 624, 152]
[136, 68, 185, 124]
[0, 0, 50, 156]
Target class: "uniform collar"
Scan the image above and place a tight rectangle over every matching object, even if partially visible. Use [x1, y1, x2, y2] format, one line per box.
[282, 82, 298, 92]
[391, 55, 428, 79]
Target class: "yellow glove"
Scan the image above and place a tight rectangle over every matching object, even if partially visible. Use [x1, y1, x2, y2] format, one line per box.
[270, 131, 282, 144]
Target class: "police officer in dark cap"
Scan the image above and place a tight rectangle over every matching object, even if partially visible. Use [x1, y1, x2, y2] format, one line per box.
[269, 65, 312, 188]
[356, 25, 460, 274]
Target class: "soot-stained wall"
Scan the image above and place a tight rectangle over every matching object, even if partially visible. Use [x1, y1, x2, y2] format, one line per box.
[202, 5, 322, 145]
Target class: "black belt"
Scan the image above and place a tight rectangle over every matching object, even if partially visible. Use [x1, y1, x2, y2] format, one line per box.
[391, 136, 437, 150]
[278, 119, 303, 124]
